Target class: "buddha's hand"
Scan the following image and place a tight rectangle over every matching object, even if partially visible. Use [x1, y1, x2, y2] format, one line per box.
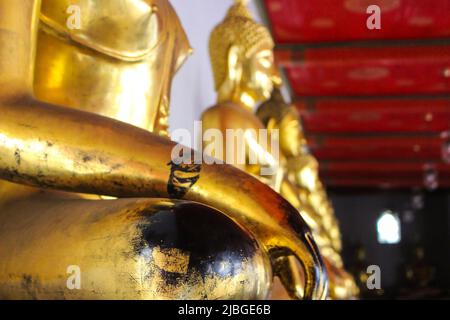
[182, 162, 329, 300]
[270, 210, 329, 300]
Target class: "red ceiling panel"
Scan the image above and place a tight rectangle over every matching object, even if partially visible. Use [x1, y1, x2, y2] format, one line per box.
[265, 0, 450, 44]
[308, 135, 442, 161]
[265, 0, 450, 188]
[283, 46, 450, 97]
[320, 162, 450, 178]
[323, 177, 450, 189]
[296, 98, 450, 133]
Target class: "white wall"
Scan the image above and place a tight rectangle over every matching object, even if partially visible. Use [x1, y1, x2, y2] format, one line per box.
[169, 0, 262, 145]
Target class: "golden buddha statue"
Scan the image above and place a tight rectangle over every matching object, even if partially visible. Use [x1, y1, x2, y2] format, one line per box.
[201, 0, 279, 181]
[404, 246, 435, 289]
[348, 244, 385, 299]
[257, 83, 358, 299]
[0, 0, 326, 299]
[256, 88, 341, 252]
[256, 87, 322, 223]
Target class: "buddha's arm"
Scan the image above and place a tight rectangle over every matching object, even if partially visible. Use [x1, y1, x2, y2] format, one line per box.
[0, 0, 40, 97]
[201, 106, 279, 184]
[0, 96, 326, 299]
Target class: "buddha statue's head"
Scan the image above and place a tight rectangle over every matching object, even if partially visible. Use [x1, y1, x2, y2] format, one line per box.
[209, 0, 277, 108]
[34, 0, 191, 134]
[257, 84, 309, 158]
[289, 154, 320, 191]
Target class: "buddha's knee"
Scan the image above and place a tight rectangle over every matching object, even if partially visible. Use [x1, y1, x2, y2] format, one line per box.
[130, 200, 272, 300]
[0, 199, 272, 299]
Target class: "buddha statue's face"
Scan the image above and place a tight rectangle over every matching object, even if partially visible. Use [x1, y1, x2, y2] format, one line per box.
[240, 48, 277, 102]
[279, 109, 308, 158]
[298, 157, 319, 191]
[210, 2, 276, 108]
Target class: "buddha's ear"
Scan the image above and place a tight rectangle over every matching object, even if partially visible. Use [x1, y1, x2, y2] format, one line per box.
[226, 45, 244, 86]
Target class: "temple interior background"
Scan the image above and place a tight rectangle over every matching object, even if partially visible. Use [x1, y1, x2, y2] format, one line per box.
[170, 0, 450, 299]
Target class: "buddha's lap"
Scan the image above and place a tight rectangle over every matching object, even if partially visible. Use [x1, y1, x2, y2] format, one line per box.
[0, 196, 272, 299]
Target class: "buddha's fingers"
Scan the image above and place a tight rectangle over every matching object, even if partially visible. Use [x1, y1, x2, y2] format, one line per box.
[288, 231, 328, 300]
[273, 256, 304, 300]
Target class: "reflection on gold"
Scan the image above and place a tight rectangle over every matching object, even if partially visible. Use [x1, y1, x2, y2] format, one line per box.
[152, 247, 190, 274]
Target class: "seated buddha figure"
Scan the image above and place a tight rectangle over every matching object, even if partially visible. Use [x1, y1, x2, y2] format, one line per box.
[201, 1, 280, 184]
[348, 245, 378, 299]
[401, 245, 437, 295]
[256, 86, 327, 241]
[257, 84, 358, 299]
[256, 87, 341, 254]
[0, 0, 326, 299]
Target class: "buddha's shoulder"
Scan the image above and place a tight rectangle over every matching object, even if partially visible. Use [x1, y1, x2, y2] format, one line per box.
[201, 102, 264, 129]
[202, 102, 241, 115]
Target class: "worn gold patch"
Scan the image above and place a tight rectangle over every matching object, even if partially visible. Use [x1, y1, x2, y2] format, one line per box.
[152, 247, 190, 274]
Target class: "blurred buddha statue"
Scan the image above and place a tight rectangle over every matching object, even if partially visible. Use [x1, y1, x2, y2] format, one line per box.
[349, 245, 369, 287]
[348, 244, 384, 299]
[404, 246, 435, 288]
[0, 0, 326, 299]
[397, 245, 444, 299]
[201, 0, 327, 299]
[256, 87, 329, 251]
[257, 84, 358, 299]
[258, 91, 342, 256]
[202, 0, 279, 183]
